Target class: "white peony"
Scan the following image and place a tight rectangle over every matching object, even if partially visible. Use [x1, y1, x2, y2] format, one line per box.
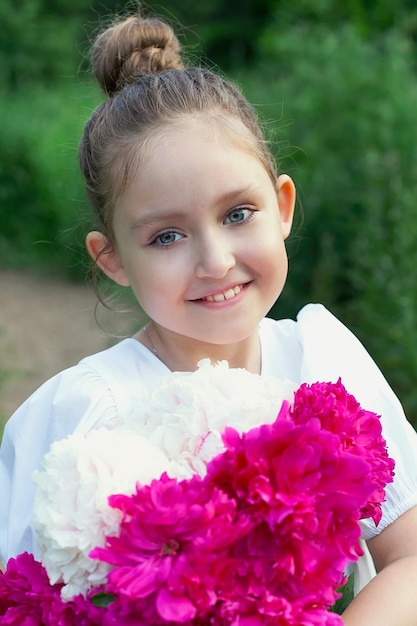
[124, 360, 296, 478]
[32, 428, 171, 599]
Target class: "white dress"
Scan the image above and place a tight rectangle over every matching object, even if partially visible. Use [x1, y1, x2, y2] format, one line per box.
[1, 304, 417, 594]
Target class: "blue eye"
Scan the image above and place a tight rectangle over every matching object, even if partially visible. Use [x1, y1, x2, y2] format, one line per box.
[154, 231, 182, 246]
[224, 207, 254, 224]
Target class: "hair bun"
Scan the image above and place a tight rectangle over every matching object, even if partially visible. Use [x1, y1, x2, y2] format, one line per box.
[91, 16, 184, 96]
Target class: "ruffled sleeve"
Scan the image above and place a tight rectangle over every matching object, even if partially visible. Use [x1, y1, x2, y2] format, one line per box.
[296, 303, 417, 539]
[0, 339, 170, 565]
[0, 362, 118, 565]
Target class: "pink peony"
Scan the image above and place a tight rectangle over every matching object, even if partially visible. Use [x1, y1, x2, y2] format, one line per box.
[91, 473, 251, 623]
[205, 415, 373, 611]
[290, 379, 395, 524]
[0, 553, 104, 625]
[209, 593, 344, 625]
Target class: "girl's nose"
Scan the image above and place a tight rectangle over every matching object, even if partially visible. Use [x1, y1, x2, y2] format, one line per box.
[194, 233, 236, 279]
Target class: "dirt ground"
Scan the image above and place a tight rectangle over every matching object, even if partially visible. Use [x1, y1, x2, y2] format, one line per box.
[0, 270, 142, 423]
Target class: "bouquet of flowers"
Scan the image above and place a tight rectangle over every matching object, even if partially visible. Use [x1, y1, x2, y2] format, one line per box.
[0, 361, 394, 625]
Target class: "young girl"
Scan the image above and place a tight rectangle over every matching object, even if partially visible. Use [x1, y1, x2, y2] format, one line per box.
[1, 12, 417, 624]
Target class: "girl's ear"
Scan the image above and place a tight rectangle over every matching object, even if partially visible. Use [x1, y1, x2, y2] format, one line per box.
[275, 174, 296, 240]
[85, 231, 130, 287]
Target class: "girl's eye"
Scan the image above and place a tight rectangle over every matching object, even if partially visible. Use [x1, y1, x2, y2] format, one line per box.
[153, 231, 183, 246]
[224, 207, 254, 224]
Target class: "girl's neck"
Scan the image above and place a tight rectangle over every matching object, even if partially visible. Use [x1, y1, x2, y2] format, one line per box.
[136, 323, 261, 374]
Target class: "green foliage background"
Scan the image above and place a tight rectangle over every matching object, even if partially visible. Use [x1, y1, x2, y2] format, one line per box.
[1, 0, 417, 427]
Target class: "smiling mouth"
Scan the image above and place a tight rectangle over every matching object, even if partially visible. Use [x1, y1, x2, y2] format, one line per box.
[200, 284, 243, 302]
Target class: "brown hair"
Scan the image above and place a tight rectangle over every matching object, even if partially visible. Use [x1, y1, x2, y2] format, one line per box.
[79, 13, 277, 250]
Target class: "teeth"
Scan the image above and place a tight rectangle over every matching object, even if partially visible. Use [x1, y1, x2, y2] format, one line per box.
[204, 285, 242, 302]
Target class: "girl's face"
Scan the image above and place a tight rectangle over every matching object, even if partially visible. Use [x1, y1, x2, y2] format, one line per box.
[88, 122, 294, 365]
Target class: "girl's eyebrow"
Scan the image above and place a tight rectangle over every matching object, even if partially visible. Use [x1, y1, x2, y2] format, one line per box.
[129, 184, 257, 231]
[130, 211, 184, 231]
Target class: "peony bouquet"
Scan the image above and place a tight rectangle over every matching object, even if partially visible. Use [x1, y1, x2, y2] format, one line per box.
[0, 361, 395, 625]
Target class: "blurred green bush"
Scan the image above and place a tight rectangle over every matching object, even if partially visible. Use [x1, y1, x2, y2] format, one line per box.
[0, 82, 101, 278]
[241, 22, 417, 424]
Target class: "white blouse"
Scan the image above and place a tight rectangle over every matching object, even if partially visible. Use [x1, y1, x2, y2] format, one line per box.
[1, 304, 417, 593]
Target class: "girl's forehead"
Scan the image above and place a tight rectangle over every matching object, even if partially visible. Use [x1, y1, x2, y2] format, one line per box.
[115, 123, 273, 217]
[112, 114, 272, 209]
[136, 127, 262, 187]
[149, 113, 257, 152]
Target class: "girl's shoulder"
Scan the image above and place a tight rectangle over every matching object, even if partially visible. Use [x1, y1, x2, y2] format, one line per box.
[5, 338, 170, 441]
[261, 302, 350, 341]
[260, 302, 342, 346]
[260, 302, 387, 397]
[259, 303, 358, 382]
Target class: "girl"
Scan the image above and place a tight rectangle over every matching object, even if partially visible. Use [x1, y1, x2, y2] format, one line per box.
[1, 12, 417, 624]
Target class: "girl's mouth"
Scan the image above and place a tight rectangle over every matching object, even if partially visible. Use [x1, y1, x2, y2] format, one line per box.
[200, 284, 243, 302]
